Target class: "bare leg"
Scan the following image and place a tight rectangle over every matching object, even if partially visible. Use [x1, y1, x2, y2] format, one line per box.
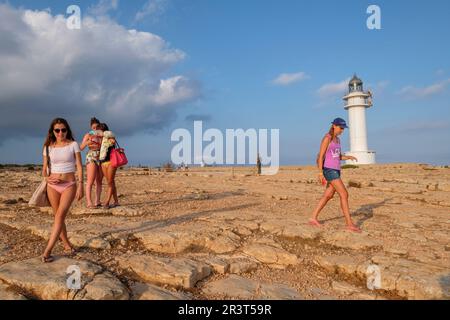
[104, 165, 118, 206]
[47, 186, 67, 246]
[95, 164, 103, 206]
[311, 184, 336, 224]
[329, 179, 360, 230]
[102, 164, 113, 207]
[112, 167, 119, 205]
[43, 185, 76, 258]
[85, 162, 97, 207]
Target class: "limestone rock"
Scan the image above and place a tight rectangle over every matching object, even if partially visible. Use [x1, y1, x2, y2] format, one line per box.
[80, 272, 129, 300]
[202, 275, 302, 300]
[131, 282, 192, 300]
[242, 244, 300, 266]
[116, 254, 211, 289]
[0, 282, 27, 300]
[0, 257, 129, 300]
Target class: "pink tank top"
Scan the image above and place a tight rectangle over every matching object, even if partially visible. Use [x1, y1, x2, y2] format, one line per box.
[323, 134, 341, 170]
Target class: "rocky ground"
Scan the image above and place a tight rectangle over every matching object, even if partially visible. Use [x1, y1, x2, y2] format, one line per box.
[0, 163, 449, 300]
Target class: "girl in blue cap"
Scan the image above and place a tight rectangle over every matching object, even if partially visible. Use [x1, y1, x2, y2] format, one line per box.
[310, 118, 361, 233]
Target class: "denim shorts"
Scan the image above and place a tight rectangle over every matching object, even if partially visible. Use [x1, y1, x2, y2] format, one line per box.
[323, 167, 341, 182]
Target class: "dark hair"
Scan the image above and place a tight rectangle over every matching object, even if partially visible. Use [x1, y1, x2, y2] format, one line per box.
[328, 125, 337, 141]
[97, 123, 109, 131]
[91, 117, 100, 126]
[44, 118, 75, 147]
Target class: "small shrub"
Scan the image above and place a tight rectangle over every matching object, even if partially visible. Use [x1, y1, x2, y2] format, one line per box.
[163, 162, 174, 172]
[348, 180, 362, 188]
[342, 164, 359, 169]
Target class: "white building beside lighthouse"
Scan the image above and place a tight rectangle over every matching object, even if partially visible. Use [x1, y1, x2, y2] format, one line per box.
[343, 75, 376, 164]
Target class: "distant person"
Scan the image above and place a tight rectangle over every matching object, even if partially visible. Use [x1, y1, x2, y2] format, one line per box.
[98, 123, 119, 209]
[310, 118, 361, 233]
[42, 118, 83, 262]
[80, 117, 103, 208]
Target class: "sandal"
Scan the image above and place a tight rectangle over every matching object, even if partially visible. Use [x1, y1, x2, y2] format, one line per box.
[41, 255, 54, 263]
[64, 247, 78, 256]
[109, 203, 120, 208]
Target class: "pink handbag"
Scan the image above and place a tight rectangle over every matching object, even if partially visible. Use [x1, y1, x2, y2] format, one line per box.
[110, 141, 128, 168]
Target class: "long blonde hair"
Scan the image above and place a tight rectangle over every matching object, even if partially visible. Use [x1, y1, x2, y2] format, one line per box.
[328, 125, 337, 141]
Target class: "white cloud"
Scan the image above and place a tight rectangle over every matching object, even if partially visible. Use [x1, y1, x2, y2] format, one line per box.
[88, 0, 119, 16]
[365, 80, 389, 96]
[398, 79, 450, 99]
[316, 78, 350, 98]
[135, 0, 168, 23]
[0, 4, 200, 141]
[272, 72, 310, 86]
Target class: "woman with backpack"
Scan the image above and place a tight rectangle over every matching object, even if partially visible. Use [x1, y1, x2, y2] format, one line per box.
[310, 118, 361, 233]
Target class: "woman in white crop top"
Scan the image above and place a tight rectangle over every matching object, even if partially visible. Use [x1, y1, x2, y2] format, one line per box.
[41, 118, 84, 263]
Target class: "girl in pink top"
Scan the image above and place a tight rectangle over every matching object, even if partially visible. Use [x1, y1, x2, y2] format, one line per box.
[310, 118, 361, 233]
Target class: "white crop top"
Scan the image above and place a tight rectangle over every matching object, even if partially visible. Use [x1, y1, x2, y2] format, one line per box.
[43, 141, 81, 174]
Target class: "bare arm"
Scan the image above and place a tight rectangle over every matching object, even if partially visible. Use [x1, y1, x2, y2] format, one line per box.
[339, 138, 357, 161]
[75, 152, 84, 201]
[80, 134, 90, 151]
[42, 155, 49, 178]
[341, 155, 357, 161]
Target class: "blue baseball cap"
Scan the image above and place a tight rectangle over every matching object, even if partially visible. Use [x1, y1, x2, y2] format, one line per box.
[331, 118, 348, 128]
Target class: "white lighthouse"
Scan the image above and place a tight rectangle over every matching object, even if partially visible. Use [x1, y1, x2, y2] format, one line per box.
[343, 75, 376, 164]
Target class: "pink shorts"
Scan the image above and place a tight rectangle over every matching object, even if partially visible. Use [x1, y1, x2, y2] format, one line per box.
[47, 181, 76, 194]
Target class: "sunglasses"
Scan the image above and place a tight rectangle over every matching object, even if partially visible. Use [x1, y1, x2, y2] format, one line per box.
[54, 128, 67, 134]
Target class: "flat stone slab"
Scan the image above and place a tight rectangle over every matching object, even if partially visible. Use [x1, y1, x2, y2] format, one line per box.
[242, 243, 300, 267]
[0, 257, 128, 300]
[131, 282, 192, 300]
[202, 275, 303, 300]
[0, 282, 27, 300]
[322, 230, 383, 250]
[218, 255, 259, 274]
[315, 254, 450, 299]
[134, 226, 241, 254]
[78, 272, 129, 300]
[116, 254, 211, 289]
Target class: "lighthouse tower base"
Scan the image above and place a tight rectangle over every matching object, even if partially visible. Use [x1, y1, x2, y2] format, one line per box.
[344, 151, 376, 165]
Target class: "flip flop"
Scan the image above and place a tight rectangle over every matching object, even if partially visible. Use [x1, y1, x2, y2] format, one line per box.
[41, 255, 54, 263]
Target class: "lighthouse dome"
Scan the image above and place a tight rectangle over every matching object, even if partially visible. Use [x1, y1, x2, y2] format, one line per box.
[349, 74, 363, 92]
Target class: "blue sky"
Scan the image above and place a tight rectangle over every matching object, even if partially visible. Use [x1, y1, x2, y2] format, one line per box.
[0, 0, 449, 165]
